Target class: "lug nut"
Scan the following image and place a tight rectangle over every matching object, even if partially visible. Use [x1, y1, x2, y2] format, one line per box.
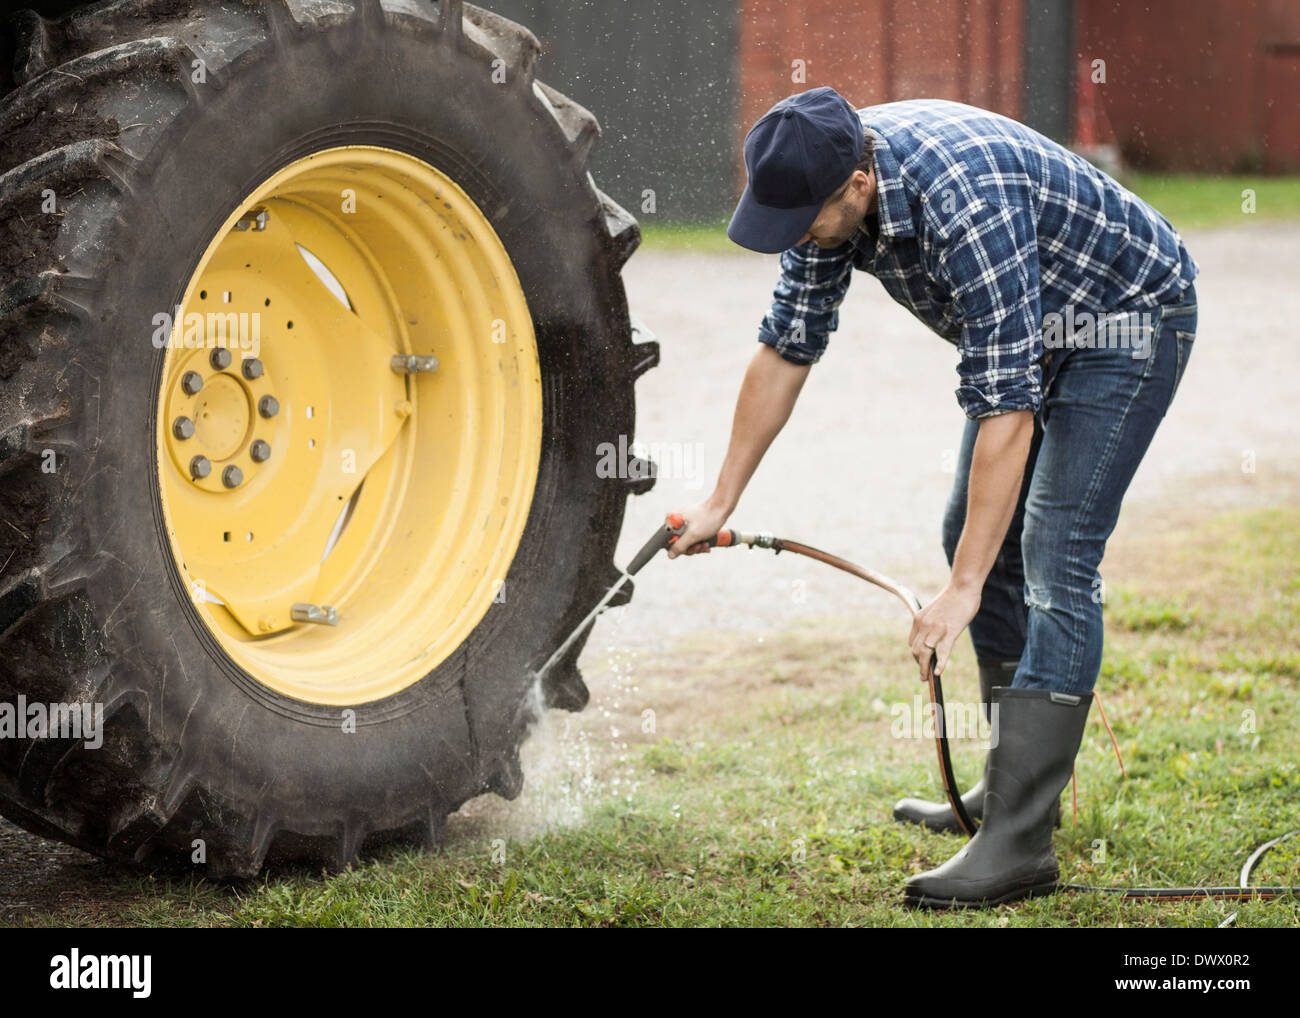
[210, 348, 232, 370]
[242, 357, 264, 380]
[258, 395, 280, 418]
[250, 439, 271, 463]
[190, 455, 211, 479]
[173, 416, 195, 440]
[181, 371, 204, 395]
[222, 465, 244, 488]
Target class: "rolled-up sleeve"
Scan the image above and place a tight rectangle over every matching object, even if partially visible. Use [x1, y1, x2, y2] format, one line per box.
[931, 200, 1043, 419]
[757, 240, 855, 365]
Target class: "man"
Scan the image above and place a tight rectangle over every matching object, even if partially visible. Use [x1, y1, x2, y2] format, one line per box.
[667, 87, 1198, 907]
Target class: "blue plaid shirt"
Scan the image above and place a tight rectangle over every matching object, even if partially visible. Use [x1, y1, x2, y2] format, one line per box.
[757, 99, 1199, 418]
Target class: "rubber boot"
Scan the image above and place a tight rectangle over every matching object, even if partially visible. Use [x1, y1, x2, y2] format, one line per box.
[903, 687, 1092, 908]
[892, 658, 1017, 833]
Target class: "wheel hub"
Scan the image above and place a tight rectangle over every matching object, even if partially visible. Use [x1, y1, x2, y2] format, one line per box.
[165, 347, 278, 489]
[193, 374, 251, 460]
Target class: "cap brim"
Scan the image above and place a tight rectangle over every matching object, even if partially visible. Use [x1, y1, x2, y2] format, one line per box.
[726, 186, 823, 254]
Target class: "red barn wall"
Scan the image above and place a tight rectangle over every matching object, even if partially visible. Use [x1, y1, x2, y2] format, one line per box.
[738, 0, 1300, 177]
[736, 0, 1027, 187]
[1073, 0, 1298, 172]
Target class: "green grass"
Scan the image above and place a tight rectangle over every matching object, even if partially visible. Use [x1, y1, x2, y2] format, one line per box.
[1123, 173, 1300, 231]
[637, 175, 1300, 252]
[637, 217, 734, 254]
[8, 503, 1297, 928]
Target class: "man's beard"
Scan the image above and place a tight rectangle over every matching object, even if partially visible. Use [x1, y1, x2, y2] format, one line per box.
[818, 203, 870, 247]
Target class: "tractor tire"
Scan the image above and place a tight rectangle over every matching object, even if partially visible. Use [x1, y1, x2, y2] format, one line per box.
[0, 0, 658, 877]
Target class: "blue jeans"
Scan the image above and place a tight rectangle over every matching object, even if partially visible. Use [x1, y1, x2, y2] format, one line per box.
[941, 284, 1197, 694]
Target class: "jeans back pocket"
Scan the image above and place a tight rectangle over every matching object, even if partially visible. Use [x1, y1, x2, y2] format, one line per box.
[1169, 328, 1194, 406]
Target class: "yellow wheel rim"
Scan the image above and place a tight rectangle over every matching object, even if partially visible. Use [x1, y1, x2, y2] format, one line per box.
[156, 146, 542, 705]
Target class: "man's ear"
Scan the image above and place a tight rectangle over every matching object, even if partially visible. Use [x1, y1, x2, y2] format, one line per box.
[858, 167, 878, 208]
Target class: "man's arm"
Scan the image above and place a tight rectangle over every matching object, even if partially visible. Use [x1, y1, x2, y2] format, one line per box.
[669, 239, 854, 556]
[951, 410, 1034, 593]
[756, 239, 855, 365]
[667, 344, 810, 556]
[908, 409, 1032, 677]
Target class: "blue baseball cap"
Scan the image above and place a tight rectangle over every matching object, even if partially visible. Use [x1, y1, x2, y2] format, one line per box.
[728, 87, 864, 254]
